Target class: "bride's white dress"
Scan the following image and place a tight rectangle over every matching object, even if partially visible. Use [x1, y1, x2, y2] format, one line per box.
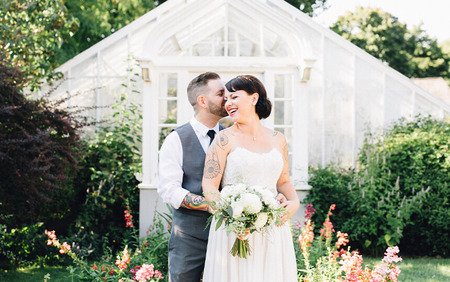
[203, 147, 298, 282]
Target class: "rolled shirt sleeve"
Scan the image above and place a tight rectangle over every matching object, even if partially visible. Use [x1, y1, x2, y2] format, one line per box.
[158, 131, 189, 209]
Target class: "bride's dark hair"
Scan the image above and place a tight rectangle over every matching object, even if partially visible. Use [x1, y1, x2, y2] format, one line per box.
[225, 75, 272, 119]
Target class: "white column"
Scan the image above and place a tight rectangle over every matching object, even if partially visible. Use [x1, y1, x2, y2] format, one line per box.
[138, 63, 164, 238]
[292, 80, 310, 189]
[291, 61, 315, 224]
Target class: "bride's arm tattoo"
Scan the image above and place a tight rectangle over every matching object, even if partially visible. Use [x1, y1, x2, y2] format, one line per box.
[217, 131, 229, 149]
[203, 144, 221, 179]
[180, 192, 208, 211]
[281, 140, 290, 176]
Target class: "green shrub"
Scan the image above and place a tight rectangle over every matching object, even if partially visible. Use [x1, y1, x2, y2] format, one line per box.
[70, 94, 142, 259]
[0, 56, 86, 230]
[0, 57, 88, 268]
[362, 116, 449, 256]
[305, 115, 448, 256]
[0, 204, 70, 269]
[304, 166, 353, 233]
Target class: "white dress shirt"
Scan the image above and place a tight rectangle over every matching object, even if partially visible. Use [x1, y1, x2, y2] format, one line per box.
[158, 117, 220, 209]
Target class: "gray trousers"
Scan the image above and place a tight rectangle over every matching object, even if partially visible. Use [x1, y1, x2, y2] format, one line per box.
[169, 209, 210, 282]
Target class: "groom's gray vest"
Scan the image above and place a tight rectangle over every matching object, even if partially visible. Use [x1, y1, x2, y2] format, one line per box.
[172, 122, 223, 240]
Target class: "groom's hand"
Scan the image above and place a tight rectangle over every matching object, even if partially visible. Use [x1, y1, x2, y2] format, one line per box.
[180, 192, 208, 211]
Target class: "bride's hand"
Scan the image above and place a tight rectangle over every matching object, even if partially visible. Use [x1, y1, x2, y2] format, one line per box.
[275, 193, 287, 204]
[279, 200, 300, 225]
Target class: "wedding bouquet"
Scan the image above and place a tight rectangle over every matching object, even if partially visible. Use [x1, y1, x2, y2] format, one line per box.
[209, 183, 285, 259]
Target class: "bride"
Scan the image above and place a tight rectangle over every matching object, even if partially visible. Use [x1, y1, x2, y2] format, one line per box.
[202, 75, 299, 281]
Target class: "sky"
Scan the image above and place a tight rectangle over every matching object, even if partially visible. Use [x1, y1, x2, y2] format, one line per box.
[312, 0, 450, 43]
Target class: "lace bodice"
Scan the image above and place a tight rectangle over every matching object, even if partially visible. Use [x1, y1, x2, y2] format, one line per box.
[222, 147, 283, 196]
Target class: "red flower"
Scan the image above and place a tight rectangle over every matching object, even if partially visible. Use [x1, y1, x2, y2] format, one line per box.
[124, 208, 133, 228]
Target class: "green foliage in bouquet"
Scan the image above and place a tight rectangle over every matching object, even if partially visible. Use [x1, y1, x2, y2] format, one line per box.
[209, 184, 285, 259]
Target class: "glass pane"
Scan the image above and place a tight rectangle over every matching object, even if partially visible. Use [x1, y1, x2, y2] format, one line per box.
[159, 100, 177, 123]
[159, 73, 177, 98]
[274, 74, 284, 98]
[193, 43, 212, 56]
[213, 28, 225, 56]
[274, 74, 293, 98]
[274, 101, 293, 125]
[227, 28, 237, 56]
[239, 34, 259, 57]
[193, 28, 224, 56]
[167, 74, 177, 97]
[159, 126, 176, 149]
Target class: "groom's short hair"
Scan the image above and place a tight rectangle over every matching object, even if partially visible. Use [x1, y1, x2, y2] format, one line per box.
[187, 72, 221, 111]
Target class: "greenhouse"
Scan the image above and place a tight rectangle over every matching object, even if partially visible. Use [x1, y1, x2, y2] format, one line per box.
[39, 0, 450, 236]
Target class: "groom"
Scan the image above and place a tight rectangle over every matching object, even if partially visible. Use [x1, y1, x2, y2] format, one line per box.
[158, 72, 228, 282]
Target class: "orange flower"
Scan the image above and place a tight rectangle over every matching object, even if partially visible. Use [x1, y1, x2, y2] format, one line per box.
[115, 246, 130, 270]
[336, 231, 349, 249]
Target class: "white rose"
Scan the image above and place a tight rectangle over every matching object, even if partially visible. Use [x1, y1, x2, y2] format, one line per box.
[260, 189, 275, 204]
[241, 193, 262, 214]
[230, 201, 244, 218]
[254, 213, 268, 229]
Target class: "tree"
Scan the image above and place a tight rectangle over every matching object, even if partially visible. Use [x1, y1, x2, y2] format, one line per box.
[0, 56, 88, 228]
[331, 7, 449, 79]
[59, 0, 328, 64]
[284, 0, 329, 16]
[58, 0, 157, 64]
[0, 0, 79, 90]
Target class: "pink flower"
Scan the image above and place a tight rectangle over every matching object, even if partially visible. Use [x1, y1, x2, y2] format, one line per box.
[47, 239, 52, 245]
[305, 204, 316, 221]
[124, 207, 134, 228]
[320, 219, 334, 238]
[133, 264, 164, 281]
[298, 219, 314, 257]
[339, 250, 365, 281]
[336, 231, 349, 249]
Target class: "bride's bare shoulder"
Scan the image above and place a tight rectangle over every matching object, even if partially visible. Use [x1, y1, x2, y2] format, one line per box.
[215, 127, 237, 150]
[268, 129, 286, 142]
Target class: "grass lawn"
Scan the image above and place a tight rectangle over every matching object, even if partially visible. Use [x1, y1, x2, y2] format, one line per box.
[364, 257, 450, 282]
[1, 257, 449, 281]
[0, 266, 78, 282]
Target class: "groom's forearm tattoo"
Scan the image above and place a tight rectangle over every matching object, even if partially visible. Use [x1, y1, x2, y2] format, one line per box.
[204, 143, 221, 179]
[180, 193, 208, 211]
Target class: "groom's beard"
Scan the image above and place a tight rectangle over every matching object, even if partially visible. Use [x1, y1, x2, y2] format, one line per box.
[209, 103, 228, 117]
